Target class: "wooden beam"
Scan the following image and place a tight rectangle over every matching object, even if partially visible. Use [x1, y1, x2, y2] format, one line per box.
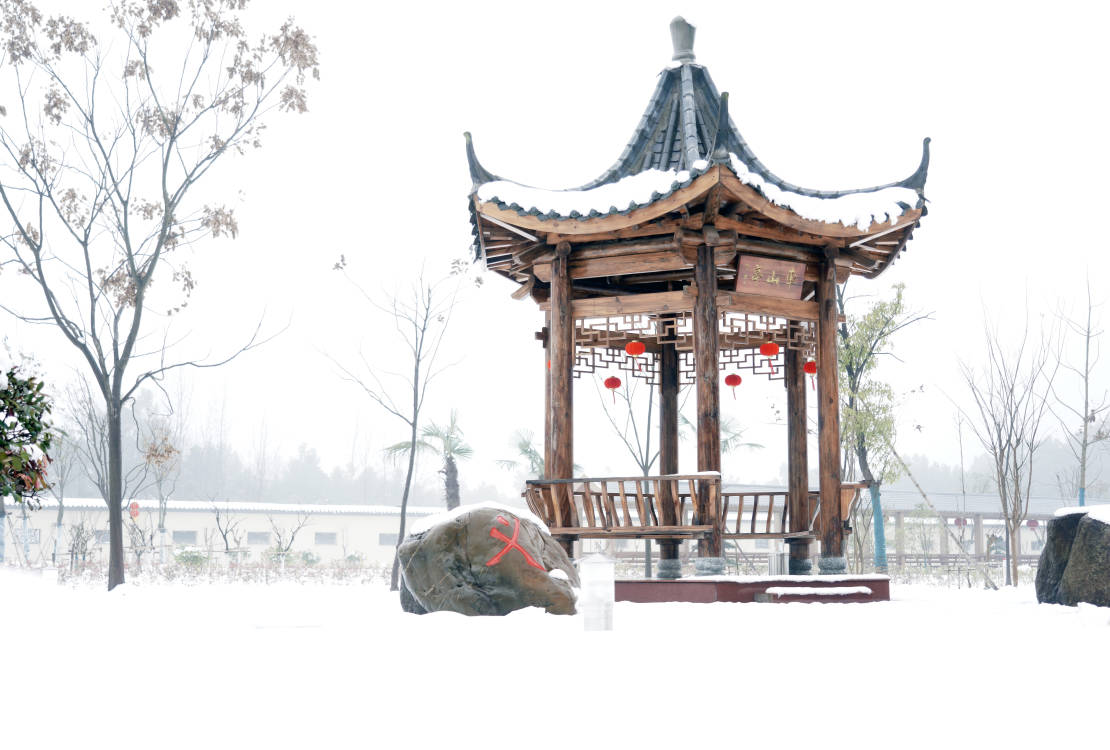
[544, 218, 694, 246]
[534, 251, 690, 282]
[694, 245, 722, 559]
[716, 291, 821, 320]
[715, 215, 832, 247]
[816, 246, 843, 561]
[541, 290, 691, 318]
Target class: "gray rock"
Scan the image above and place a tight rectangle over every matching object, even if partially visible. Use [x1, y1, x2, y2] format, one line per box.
[1057, 514, 1110, 608]
[397, 507, 579, 616]
[1035, 513, 1083, 604]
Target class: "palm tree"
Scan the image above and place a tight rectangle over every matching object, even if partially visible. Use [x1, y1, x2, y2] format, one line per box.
[497, 429, 584, 478]
[386, 411, 473, 510]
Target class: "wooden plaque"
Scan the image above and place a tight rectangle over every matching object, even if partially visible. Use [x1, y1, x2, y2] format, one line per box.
[735, 255, 805, 299]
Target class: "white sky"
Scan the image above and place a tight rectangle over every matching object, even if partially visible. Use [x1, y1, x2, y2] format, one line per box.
[6, 1, 1110, 498]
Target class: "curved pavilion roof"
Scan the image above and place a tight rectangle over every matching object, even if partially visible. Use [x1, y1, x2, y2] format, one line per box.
[467, 17, 929, 284]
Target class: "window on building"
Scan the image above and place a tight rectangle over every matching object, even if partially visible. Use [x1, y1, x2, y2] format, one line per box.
[755, 539, 769, 549]
[247, 531, 270, 546]
[379, 533, 398, 546]
[173, 530, 197, 545]
[315, 532, 337, 546]
[95, 530, 110, 545]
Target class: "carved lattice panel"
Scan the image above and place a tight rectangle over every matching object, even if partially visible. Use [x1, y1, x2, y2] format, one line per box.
[571, 313, 815, 384]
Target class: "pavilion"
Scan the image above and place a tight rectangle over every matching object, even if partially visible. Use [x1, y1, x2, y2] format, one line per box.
[465, 17, 929, 577]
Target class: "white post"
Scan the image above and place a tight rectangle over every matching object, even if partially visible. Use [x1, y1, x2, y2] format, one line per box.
[579, 553, 615, 631]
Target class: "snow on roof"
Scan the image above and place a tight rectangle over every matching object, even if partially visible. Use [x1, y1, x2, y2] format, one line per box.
[727, 153, 920, 230]
[24, 497, 446, 517]
[476, 156, 917, 230]
[476, 167, 693, 218]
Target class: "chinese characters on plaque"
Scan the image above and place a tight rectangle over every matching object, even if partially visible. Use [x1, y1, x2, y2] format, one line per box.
[735, 255, 805, 300]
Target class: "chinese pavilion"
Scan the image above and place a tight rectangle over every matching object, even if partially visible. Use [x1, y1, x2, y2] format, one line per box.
[466, 18, 928, 577]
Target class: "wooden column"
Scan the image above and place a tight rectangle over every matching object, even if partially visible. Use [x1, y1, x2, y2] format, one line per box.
[785, 342, 811, 573]
[973, 514, 984, 556]
[693, 245, 722, 564]
[549, 243, 574, 555]
[658, 327, 680, 571]
[816, 246, 844, 571]
[543, 314, 552, 479]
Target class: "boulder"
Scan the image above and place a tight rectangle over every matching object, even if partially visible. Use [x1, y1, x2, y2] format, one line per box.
[1035, 513, 1083, 604]
[397, 506, 579, 616]
[1056, 513, 1110, 607]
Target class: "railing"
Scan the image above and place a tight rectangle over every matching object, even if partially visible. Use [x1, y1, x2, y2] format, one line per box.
[721, 491, 791, 537]
[524, 474, 720, 538]
[524, 478, 871, 540]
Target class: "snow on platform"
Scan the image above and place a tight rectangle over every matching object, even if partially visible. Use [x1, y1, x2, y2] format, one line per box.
[3, 570, 1107, 748]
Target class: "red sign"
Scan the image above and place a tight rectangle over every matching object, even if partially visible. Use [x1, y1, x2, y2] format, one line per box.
[129, 502, 140, 519]
[486, 516, 545, 571]
[735, 255, 805, 299]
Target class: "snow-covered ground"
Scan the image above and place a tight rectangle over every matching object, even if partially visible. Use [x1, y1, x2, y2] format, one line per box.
[5, 570, 1106, 749]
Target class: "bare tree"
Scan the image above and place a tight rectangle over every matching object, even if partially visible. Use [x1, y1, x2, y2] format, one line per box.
[64, 376, 150, 510]
[268, 512, 310, 572]
[141, 407, 182, 564]
[0, 1, 318, 589]
[1052, 282, 1109, 506]
[46, 427, 78, 565]
[126, 516, 155, 573]
[66, 513, 94, 573]
[959, 318, 1056, 585]
[332, 266, 460, 591]
[212, 501, 243, 554]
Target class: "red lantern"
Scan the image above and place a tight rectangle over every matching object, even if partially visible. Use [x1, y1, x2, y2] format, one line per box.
[724, 373, 742, 399]
[954, 517, 966, 527]
[603, 375, 621, 403]
[759, 341, 780, 374]
[1027, 519, 1039, 529]
[624, 340, 645, 356]
[803, 359, 817, 390]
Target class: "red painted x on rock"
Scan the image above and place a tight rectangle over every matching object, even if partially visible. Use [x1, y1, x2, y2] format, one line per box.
[486, 516, 545, 571]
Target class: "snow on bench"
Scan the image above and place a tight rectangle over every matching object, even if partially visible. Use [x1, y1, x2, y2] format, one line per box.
[764, 586, 873, 597]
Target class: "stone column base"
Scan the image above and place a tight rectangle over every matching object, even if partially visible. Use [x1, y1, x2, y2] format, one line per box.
[817, 555, 847, 575]
[656, 558, 683, 579]
[788, 556, 813, 575]
[694, 556, 726, 576]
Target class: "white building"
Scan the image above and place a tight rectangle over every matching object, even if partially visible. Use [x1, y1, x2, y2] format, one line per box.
[0, 497, 451, 568]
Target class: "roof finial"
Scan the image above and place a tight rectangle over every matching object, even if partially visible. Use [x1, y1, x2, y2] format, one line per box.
[670, 17, 696, 63]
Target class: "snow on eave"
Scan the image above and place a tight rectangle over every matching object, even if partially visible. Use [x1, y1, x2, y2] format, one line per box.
[728, 154, 921, 231]
[21, 498, 445, 517]
[475, 166, 697, 220]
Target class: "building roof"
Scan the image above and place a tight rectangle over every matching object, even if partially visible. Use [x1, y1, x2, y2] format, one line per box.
[21, 498, 445, 517]
[467, 17, 928, 245]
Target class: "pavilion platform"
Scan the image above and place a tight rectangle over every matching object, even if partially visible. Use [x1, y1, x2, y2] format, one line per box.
[615, 574, 890, 604]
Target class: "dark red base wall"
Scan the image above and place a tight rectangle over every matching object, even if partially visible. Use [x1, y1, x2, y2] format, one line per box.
[614, 576, 890, 604]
